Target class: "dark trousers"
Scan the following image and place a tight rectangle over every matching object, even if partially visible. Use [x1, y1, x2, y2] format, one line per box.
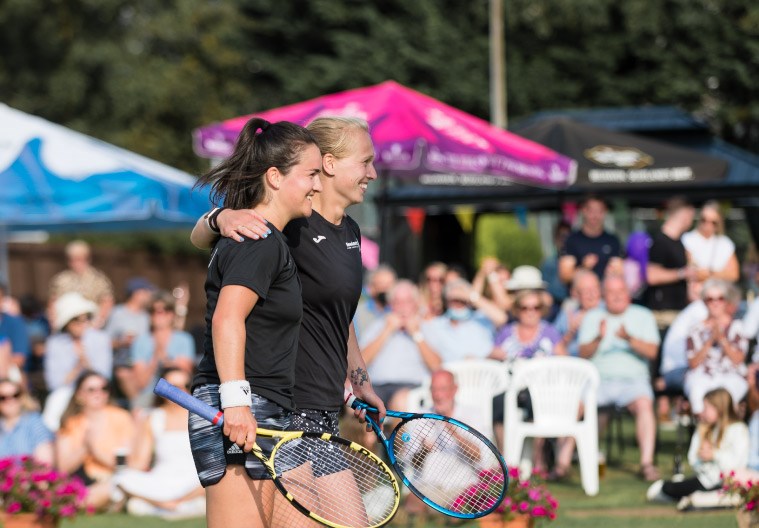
[661, 477, 715, 500]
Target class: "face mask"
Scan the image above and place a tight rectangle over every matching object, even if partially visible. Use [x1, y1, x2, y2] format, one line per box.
[375, 292, 387, 307]
[446, 307, 472, 321]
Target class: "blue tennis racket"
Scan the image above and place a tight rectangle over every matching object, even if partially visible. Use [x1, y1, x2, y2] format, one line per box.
[345, 390, 508, 519]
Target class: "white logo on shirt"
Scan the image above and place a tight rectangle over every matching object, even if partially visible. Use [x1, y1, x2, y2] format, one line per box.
[345, 240, 360, 250]
[313, 235, 326, 244]
[208, 248, 219, 269]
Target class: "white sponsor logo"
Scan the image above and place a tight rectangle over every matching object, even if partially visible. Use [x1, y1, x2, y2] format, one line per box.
[208, 248, 218, 269]
[345, 240, 360, 250]
[226, 443, 243, 455]
[313, 235, 326, 244]
[584, 145, 653, 169]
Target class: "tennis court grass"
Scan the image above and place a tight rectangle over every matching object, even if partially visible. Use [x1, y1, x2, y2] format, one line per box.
[60, 417, 738, 527]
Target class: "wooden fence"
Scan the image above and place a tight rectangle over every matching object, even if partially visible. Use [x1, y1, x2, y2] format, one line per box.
[6, 243, 210, 328]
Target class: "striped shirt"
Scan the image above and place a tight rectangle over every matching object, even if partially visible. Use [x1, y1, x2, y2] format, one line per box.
[0, 412, 54, 458]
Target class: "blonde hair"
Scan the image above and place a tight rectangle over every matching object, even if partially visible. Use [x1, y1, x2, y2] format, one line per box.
[701, 200, 725, 235]
[0, 379, 40, 414]
[307, 117, 369, 159]
[698, 388, 739, 448]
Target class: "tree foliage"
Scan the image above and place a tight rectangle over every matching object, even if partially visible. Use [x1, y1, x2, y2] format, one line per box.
[0, 0, 756, 178]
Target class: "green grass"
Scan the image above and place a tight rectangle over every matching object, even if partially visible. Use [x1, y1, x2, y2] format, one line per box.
[57, 417, 739, 527]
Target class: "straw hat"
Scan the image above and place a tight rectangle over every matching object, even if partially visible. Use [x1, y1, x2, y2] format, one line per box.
[506, 265, 547, 291]
[54, 292, 97, 331]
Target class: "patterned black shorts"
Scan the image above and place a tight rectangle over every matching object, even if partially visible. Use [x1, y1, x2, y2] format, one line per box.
[289, 408, 340, 435]
[188, 385, 290, 486]
[287, 409, 348, 478]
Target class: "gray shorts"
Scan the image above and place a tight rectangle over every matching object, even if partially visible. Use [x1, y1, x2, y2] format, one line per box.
[597, 378, 654, 407]
[188, 384, 290, 486]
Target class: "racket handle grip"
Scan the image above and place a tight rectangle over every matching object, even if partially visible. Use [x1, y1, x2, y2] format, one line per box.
[344, 389, 375, 412]
[154, 378, 225, 426]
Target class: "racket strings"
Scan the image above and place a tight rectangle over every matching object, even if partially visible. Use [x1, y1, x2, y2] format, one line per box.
[393, 418, 506, 515]
[273, 437, 397, 527]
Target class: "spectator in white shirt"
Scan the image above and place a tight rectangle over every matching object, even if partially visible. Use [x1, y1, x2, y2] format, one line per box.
[682, 201, 739, 291]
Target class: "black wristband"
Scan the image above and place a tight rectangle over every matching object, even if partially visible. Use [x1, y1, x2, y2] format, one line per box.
[206, 207, 225, 233]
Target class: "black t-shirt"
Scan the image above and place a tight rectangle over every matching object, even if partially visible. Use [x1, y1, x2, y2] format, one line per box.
[644, 230, 688, 311]
[285, 211, 363, 411]
[194, 227, 302, 410]
[561, 230, 622, 279]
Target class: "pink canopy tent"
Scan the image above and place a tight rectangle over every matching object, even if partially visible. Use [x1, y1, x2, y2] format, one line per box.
[194, 81, 576, 189]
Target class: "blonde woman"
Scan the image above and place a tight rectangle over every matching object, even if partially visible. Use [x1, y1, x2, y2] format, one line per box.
[682, 201, 739, 287]
[0, 378, 54, 464]
[648, 388, 749, 503]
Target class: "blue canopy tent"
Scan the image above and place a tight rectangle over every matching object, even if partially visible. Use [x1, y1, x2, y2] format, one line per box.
[0, 103, 211, 282]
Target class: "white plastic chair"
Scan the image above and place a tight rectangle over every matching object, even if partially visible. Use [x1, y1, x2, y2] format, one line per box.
[443, 359, 510, 441]
[504, 356, 600, 496]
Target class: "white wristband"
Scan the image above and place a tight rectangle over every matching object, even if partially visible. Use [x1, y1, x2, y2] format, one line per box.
[412, 331, 424, 343]
[219, 380, 252, 409]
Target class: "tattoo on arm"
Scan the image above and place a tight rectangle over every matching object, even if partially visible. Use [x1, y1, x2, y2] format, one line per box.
[350, 367, 369, 387]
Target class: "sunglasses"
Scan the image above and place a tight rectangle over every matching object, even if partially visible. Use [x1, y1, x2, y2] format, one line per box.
[82, 384, 110, 394]
[150, 307, 173, 315]
[426, 276, 445, 284]
[699, 217, 719, 226]
[0, 392, 21, 402]
[705, 296, 725, 303]
[70, 314, 92, 324]
[446, 298, 468, 305]
[519, 305, 542, 312]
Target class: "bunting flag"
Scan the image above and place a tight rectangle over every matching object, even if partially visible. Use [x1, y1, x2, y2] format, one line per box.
[405, 207, 426, 236]
[454, 205, 475, 233]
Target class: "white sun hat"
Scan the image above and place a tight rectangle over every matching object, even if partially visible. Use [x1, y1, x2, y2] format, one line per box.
[53, 292, 97, 331]
[506, 265, 547, 291]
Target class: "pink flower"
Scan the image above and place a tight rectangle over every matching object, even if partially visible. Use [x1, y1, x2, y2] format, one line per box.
[532, 506, 548, 517]
[508, 467, 520, 479]
[503, 497, 512, 507]
[519, 501, 529, 512]
[6, 502, 21, 514]
[60, 505, 77, 517]
[549, 512, 557, 520]
[528, 489, 542, 501]
[747, 501, 756, 511]
[0, 476, 14, 492]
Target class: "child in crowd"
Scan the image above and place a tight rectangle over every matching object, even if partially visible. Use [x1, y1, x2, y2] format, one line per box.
[647, 388, 749, 507]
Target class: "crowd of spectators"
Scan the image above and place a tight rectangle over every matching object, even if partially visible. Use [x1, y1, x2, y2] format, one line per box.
[2, 194, 759, 517]
[0, 240, 199, 519]
[355, 195, 758, 506]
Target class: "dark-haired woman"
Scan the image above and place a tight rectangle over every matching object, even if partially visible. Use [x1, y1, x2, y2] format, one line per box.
[114, 367, 205, 519]
[190, 118, 322, 528]
[129, 291, 195, 409]
[191, 117, 387, 438]
[55, 370, 135, 510]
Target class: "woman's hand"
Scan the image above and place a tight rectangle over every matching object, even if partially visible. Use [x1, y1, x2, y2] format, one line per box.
[698, 439, 713, 461]
[223, 406, 258, 453]
[217, 209, 271, 242]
